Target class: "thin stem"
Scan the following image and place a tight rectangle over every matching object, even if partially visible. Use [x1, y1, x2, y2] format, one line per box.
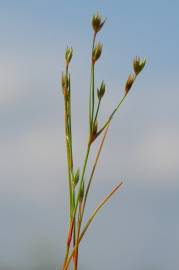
[63, 181, 123, 270]
[68, 74, 76, 245]
[81, 181, 123, 239]
[73, 202, 82, 270]
[96, 94, 126, 138]
[62, 216, 74, 269]
[89, 33, 96, 133]
[62, 142, 91, 262]
[69, 92, 128, 269]
[83, 123, 109, 217]
[74, 143, 91, 216]
[64, 65, 73, 217]
[71, 124, 109, 270]
[63, 65, 76, 269]
[64, 97, 73, 216]
[93, 98, 101, 125]
[91, 62, 95, 126]
[64, 143, 90, 270]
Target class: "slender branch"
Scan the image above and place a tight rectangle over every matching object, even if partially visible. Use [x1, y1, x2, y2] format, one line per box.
[89, 33, 96, 133]
[83, 123, 109, 217]
[64, 97, 73, 216]
[71, 92, 128, 269]
[96, 94, 126, 138]
[71, 124, 110, 270]
[63, 181, 123, 270]
[93, 98, 101, 125]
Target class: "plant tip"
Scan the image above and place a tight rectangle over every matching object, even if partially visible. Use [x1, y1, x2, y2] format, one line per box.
[133, 56, 146, 76]
[92, 12, 106, 34]
[65, 47, 73, 65]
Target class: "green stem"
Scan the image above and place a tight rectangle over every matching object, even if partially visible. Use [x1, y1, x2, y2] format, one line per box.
[82, 123, 109, 218]
[89, 33, 96, 134]
[93, 98, 101, 125]
[91, 63, 95, 127]
[64, 97, 73, 216]
[68, 93, 127, 269]
[73, 202, 82, 270]
[96, 94, 126, 138]
[63, 181, 123, 270]
[71, 124, 109, 270]
[68, 74, 76, 245]
[74, 143, 91, 211]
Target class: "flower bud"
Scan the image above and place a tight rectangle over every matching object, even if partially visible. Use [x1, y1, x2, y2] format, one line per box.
[133, 56, 146, 76]
[79, 182, 84, 202]
[125, 73, 135, 95]
[65, 47, 73, 65]
[90, 120, 98, 143]
[73, 168, 80, 186]
[97, 81, 106, 99]
[92, 13, 105, 33]
[92, 43, 102, 63]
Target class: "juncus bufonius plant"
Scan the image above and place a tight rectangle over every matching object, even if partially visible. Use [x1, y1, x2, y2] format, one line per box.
[60, 12, 146, 270]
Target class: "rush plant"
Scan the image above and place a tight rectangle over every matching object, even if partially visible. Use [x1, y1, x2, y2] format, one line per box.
[60, 12, 146, 270]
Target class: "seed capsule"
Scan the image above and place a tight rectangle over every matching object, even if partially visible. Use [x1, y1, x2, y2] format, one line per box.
[125, 73, 135, 95]
[65, 47, 73, 65]
[92, 13, 105, 33]
[97, 81, 106, 99]
[92, 43, 103, 63]
[73, 168, 80, 186]
[133, 56, 146, 76]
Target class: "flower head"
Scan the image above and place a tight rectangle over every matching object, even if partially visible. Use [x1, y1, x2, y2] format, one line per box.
[125, 73, 135, 95]
[97, 81, 106, 99]
[65, 47, 73, 65]
[92, 13, 105, 33]
[73, 168, 80, 186]
[92, 42, 103, 63]
[133, 56, 146, 76]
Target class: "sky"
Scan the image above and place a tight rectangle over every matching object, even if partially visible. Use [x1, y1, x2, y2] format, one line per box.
[0, 1, 179, 269]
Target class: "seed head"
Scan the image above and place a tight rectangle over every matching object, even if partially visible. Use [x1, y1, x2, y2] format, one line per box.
[133, 56, 146, 76]
[93, 120, 98, 136]
[92, 13, 105, 33]
[125, 73, 135, 95]
[97, 81, 106, 99]
[92, 43, 103, 63]
[90, 120, 98, 143]
[65, 47, 73, 65]
[73, 168, 80, 186]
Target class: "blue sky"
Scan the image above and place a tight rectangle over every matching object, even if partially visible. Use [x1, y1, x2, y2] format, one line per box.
[0, 1, 179, 270]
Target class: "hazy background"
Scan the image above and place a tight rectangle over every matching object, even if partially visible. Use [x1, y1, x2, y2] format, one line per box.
[0, 0, 179, 269]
